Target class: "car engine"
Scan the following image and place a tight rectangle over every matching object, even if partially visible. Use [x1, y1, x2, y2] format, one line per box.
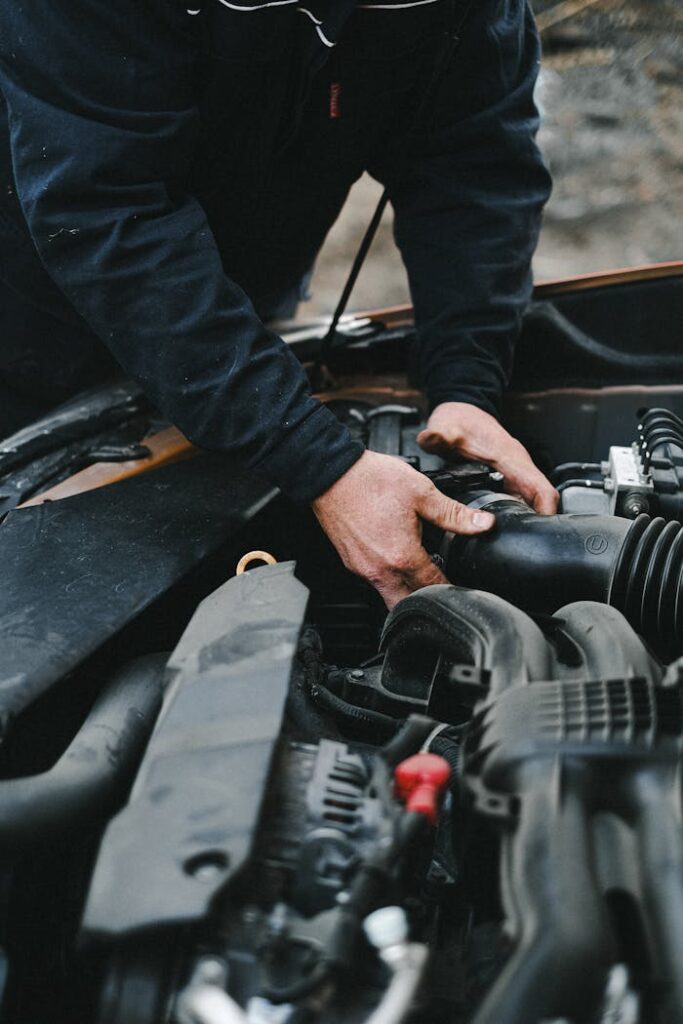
[0, 303, 682, 1024]
[9, 399, 670, 1024]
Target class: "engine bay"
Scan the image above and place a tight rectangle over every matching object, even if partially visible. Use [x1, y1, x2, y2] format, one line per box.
[0, 273, 681, 1024]
[78, 396, 683, 1024]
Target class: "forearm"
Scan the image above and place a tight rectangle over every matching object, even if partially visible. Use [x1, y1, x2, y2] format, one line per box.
[372, 0, 551, 416]
[0, 2, 362, 502]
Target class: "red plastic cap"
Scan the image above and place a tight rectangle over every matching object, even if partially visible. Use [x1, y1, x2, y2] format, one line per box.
[394, 753, 451, 826]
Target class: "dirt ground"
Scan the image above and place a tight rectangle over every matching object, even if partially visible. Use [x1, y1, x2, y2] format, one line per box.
[301, 0, 683, 316]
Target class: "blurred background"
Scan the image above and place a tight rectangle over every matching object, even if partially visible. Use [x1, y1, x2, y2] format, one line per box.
[301, 0, 683, 316]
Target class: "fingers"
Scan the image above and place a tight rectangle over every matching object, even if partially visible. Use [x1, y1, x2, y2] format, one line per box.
[504, 465, 559, 515]
[311, 449, 495, 612]
[416, 426, 452, 457]
[371, 548, 448, 610]
[418, 403, 560, 515]
[398, 547, 448, 593]
[417, 484, 495, 536]
[531, 484, 560, 515]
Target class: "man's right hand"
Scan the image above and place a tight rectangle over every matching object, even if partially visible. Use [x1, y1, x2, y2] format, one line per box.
[311, 450, 495, 609]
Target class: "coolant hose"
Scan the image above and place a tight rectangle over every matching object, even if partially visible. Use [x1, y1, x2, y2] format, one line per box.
[0, 654, 165, 854]
[443, 496, 683, 654]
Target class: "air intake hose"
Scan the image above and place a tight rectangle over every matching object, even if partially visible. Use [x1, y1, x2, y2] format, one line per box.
[0, 654, 165, 856]
[442, 495, 683, 654]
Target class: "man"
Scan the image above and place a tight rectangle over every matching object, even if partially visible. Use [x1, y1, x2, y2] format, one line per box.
[0, 0, 557, 608]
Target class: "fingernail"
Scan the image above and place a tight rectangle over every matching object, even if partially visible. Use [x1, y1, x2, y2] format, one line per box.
[473, 511, 495, 529]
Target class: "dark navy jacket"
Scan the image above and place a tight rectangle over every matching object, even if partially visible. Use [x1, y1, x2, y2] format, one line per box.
[0, 0, 551, 501]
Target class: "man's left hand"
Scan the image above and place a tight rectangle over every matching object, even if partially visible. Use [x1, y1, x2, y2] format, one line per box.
[417, 402, 559, 514]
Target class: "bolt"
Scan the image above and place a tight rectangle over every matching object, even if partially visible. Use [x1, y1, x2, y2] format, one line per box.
[183, 850, 229, 881]
[622, 491, 650, 519]
[195, 863, 221, 882]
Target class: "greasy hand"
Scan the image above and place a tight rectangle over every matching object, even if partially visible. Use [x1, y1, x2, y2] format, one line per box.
[312, 449, 495, 609]
[417, 402, 559, 514]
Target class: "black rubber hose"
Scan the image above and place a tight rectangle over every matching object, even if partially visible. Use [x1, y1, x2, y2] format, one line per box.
[639, 407, 683, 431]
[381, 714, 439, 767]
[429, 727, 465, 779]
[642, 428, 683, 448]
[0, 654, 165, 854]
[443, 496, 683, 655]
[642, 435, 683, 470]
[550, 462, 602, 486]
[310, 683, 400, 738]
[285, 628, 344, 743]
[382, 717, 463, 777]
[327, 811, 427, 973]
[610, 515, 683, 649]
[556, 478, 605, 493]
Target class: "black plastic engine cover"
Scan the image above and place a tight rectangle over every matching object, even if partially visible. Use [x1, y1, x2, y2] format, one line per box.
[0, 455, 276, 732]
[81, 561, 308, 937]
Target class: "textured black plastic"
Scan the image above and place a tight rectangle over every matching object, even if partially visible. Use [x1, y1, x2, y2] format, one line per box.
[444, 497, 683, 655]
[0, 455, 276, 733]
[610, 514, 683, 648]
[387, 587, 683, 1024]
[82, 562, 308, 937]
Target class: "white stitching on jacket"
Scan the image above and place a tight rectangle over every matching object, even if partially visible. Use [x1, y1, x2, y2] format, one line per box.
[215, 0, 299, 12]
[296, 7, 335, 45]
[358, 0, 441, 8]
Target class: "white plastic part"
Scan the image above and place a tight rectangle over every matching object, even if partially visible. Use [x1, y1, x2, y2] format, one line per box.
[364, 944, 429, 1024]
[176, 983, 248, 1024]
[363, 906, 409, 950]
[601, 964, 640, 1024]
[606, 964, 629, 1003]
[246, 997, 293, 1024]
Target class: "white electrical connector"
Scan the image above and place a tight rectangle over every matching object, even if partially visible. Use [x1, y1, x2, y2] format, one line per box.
[175, 957, 248, 1024]
[177, 986, 248, 1024]
[601, 964, 640, 1024]
[362, 907, 429, 1024]
[363, 906, 410, 950]
[246, 996, 294, 1024]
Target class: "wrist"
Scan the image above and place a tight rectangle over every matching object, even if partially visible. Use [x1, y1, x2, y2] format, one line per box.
[311, 447, 373, 512]
[258, 402, 364, 504]
[427, 389, 500, 420]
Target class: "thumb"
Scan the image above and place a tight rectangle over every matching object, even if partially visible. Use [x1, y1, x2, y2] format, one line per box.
[416, 426, 450, 456]
[418, 486, 496, 536]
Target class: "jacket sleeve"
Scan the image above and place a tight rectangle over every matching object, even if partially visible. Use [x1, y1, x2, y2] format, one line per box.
[0, 0, 362, 502]
[371, 0, 552, 417]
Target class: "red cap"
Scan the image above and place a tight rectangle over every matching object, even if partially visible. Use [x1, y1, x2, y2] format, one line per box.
[394, 753, 451, 826]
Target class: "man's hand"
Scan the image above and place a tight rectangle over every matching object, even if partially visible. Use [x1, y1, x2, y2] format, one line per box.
[312, 450, 495, 609]
[417, 402, 559, 514]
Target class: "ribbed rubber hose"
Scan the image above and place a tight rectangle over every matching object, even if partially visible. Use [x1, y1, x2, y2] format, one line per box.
[445, 497, 683, 656]
[0, 653, 165, 854]
[609, 515, 683, 647]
